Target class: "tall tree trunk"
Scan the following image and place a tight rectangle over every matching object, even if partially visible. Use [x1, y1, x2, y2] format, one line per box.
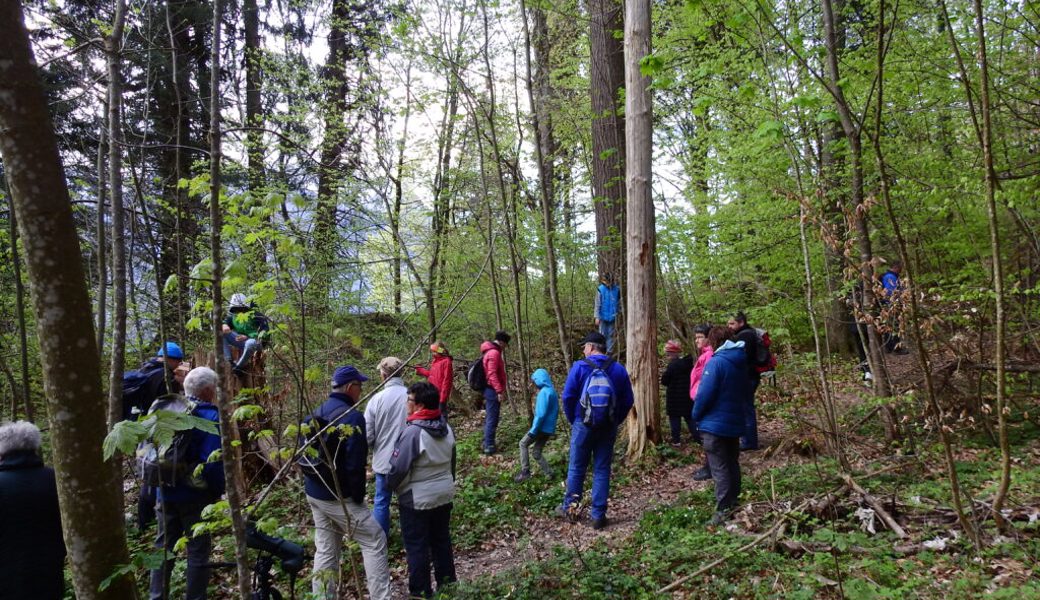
[970, 0, 1010, 531]
[106, 0, 128, 431]
[623, 0, 659, 459]
[522, 0, 569, 368]
[391, 67, 412, 318]
[589, 0, 626, 285]
[244, 0, 263, 191]
[208, 1, 253, 594]
[6, 190, 33, 421]
[0, 4, 137, 597]
[95, 117, 107, 357]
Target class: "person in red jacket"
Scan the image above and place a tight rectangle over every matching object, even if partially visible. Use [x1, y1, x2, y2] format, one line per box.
[416, 341, 454, 415]
[480, 331, 511, 454]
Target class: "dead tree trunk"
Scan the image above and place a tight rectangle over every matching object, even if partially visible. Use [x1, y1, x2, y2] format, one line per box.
[623, 0, 659, 459]
[0, 4, 137, 597]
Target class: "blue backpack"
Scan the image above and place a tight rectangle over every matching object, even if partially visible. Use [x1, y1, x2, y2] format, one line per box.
[578, 357, 617, 428]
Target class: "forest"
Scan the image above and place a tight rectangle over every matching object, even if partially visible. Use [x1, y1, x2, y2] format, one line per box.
[0, 0, 1038, 597]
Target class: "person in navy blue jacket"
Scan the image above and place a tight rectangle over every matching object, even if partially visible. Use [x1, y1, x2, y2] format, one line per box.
[558, 332, 634, 530]
[149, 366, 225, 600]
[302, 365, 390, 600]
[692, 327, 750, 526]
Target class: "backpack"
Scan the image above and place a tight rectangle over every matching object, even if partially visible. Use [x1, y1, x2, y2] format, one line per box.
[578, 357, 617, 428]
[121, 363, 163, 420]
[467, 351, 489, 392]
[136, 394, 207, 489]
[296, 407, 347, 487]
[753, 328, 777, 374]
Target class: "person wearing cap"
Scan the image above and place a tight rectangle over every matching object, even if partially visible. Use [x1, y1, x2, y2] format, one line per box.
[415, 341, 453, 415]
[514, 368, 559, 482]
[303, 366, 391, 600]
[594, 273, 621, 353]
[479, 331, 511, 455]
[558, 332, 634, 530]
[0, 421, 66, 600]
[222, 293, 270, 376]
[661, 339, 695, 446]
[365, 356, 410, 537]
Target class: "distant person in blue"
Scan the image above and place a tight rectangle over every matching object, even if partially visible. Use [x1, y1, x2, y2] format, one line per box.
[692, 327, 749, 527]
[558, 332, 634, 530]
[594, 272, 621, 353]
[149, 366, 225, 600]
[880, 261, 908, 354]
[515, 368, 559, 482]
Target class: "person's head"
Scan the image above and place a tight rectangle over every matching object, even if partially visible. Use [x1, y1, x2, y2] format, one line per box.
[494, 331, 511, 348]
[727, 311, 748, 332]
[157, 341, 184, 370]
[331, 365, 368, 401]
[229, 293, 249, 312]
[173, 361, 192, 386]
[889, 260, 902, 274]
[430, 341, 449, 357]
[377, 357, 404, 381]
[183, 366, 218, 402]
[581, 331, 607, 357]
[601, 272, 614, 285]
[0, 421, 41, 459]
[407, 381, 440, 412]
[707, 326, 731, 350]
[664, 339, 682, 358]
[693, 324, 711, 350]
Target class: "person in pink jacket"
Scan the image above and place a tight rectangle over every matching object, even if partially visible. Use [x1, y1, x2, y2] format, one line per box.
[480, 331, 511, 454]
[690, 324, 718, 481]
[416, 341, 454, 415]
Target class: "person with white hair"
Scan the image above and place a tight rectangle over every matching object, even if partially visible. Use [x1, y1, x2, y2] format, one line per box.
[365, 356, 410, 537]
[149, 366, 225, 600]
[222, 293, 271, 377]
[0, 420, 66, 600]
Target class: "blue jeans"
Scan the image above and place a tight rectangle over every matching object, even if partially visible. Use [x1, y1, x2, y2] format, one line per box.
[399, 503, 456, 599]
[562, 421, 617, 521]
[223, 332, 260, 369]
[482, 388, 500, 453]
[741, 378, 760, 449]
[373, 473, 392, 538]
[599, 319, 616, 353]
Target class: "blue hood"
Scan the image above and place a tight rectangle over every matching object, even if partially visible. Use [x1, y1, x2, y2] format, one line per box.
[531, 368, 554, 389]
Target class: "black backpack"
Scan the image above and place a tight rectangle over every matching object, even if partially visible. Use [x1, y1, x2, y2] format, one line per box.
[296, 408, 346, 486]
[121, 362, 163, 421]
[467, 352, 488, 392]
[136, 394, 207, 489]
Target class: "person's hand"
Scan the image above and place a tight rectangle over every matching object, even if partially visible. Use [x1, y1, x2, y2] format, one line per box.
[174, 363, 190, 384]
[236, 334, 247, 342]
[222, 324, 231, 334]
[595, 318, 601, 326]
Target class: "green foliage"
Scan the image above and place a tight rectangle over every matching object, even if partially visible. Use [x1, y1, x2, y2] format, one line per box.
[103, 409, 218, 460]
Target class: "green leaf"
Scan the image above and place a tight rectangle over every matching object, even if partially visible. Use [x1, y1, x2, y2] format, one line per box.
[103, 420, 148, 460]
[163, 274, 180, 294]
[232, 404, 265, 422]
[639, 54, 665, 77]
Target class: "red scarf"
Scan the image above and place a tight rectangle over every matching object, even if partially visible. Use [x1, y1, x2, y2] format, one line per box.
[407, 407, 442, 422]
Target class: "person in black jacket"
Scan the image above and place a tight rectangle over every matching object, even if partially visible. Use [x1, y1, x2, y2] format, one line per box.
[727, 311, 761, 450]
[0, 421, 66, 600]
[661, 339, 695, 445]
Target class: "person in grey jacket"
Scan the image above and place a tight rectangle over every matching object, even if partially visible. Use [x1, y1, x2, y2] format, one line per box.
[388, 382, 457, 599]
[365, 356, 410, 537]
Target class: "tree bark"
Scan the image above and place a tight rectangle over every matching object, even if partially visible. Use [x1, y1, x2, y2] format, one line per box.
[5, 189, 33, 421]
[589, 0, 626, 285]
[95, 116, 107, 358]
[244, 0, 264, 191]
[208, 0, 253, 594]
[623, 0, 659, 459]
[106, 0, 128, 431]
[0, 4, 137, 597]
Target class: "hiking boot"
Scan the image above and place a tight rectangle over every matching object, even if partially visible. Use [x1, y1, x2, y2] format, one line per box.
[514, 470, 532, 483]
[556, 505, 576, 522]
[591, 517, 609, 530]
[692, 467, 712, 481]
[706, 511, 728, 527]
[739, 444, 759, 452]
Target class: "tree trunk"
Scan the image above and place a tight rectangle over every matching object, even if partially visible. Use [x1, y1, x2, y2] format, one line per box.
[244, 0, 263, 191]
[208, 0, 253, 594]
[106, 0, 128, 431]
[95, 117, 107, 358]
[623, 0, 659, 460]
[0, 4, 137, 597]
[589, 0, 626, 285]
[522, 0, 569, 368]
[5, 190, 33, 421]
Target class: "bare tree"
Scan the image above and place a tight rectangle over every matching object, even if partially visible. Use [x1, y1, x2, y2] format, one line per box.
[0, 3, 137, 597]
[106, 0, 128, 430]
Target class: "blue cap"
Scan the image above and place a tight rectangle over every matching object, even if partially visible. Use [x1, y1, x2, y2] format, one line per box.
[157, 342, 184, 360]
[332, 365, 368, 388]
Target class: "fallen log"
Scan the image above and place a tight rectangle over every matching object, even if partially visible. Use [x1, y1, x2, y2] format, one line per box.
[842, 474, 908, 539]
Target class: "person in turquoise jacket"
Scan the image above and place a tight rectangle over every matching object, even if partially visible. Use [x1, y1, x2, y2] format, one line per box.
[515, 368, 559, 482]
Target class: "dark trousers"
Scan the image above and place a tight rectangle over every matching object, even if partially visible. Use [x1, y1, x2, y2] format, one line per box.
[149, 501, 212, 600]
[740, 379, 760, 449]
[399, 503, 456, 599]
[668, 414, 696, 444]
[702, 432, 741, 513]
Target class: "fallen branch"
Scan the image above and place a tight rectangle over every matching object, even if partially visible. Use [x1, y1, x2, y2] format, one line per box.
[842, 474, 908, 538]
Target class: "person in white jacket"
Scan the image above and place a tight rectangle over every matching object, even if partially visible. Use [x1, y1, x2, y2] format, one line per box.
[388, 381, 457, 599]
[364, 356, 410, 537]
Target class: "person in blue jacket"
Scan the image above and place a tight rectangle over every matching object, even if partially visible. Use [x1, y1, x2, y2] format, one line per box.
[149, 366, 225, 600]
[558, 332, 635, 530]
[515, 368, 560, 482]
[692, 327, 750, 527]
[594, 273, 621, 353]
